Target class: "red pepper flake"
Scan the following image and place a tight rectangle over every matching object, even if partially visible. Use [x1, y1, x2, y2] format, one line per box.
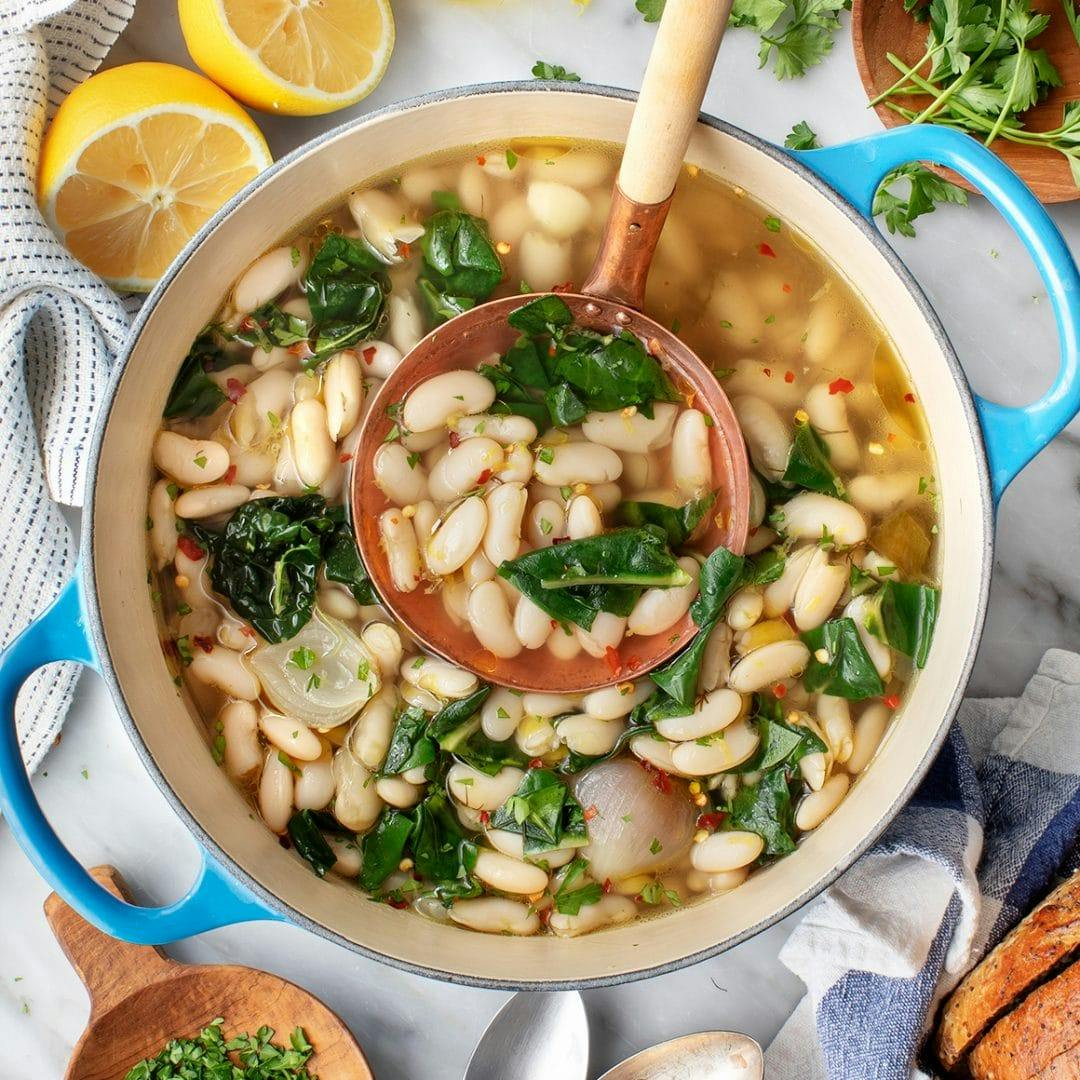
[763, 367, 772, 378]
[387, 898, 409, 910]
[759, 242, 777, 258]
[398, 242, 412, 259]
[539, 907, 552, 926]
[638, 758, 673, 795]
[241, 626, 257, 638]
[529, 757, 545, 770]
[904, 392, 916, 404]
[288, 340, 314, 361]
[625, 655, 642, 672]
[476, 468, 492, 485]
[177, 535, 205, 561]
[547, 343, 558, 358]
[828, 377, 855, 395]
[362, 346, 377, 365]
[602, 877, 613, 894]
[771, 682, 788, 699]
[887, 432, 896, 443]
[782, 282, 793, 293]
[223, 465, 237, 485]
[448, 431, 461, 449]
[749, 525, 759, 537]
[479, 809, 491, 826]
[784, 370, 795, 384]
[225, 377, 247, 403]
[551, 280, 576, 293]
[476, 154, 487, 166]
[339, 452, 353, 463]
[239, 315, 255, 331]
[162, 638, 178, 660]
[583, 804, 599, 822]
[551, 535, 571, 546]
[883, 693, 901, 709]
[603, 646, 622, 677]
[549, 619, 558, 630]
[193, 635, 214, 654]
[696, 812, 725, 831]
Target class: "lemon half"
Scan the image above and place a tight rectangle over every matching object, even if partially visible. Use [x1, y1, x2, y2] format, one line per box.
[39, 62, 272, 291]
[179, 0, 395, 117]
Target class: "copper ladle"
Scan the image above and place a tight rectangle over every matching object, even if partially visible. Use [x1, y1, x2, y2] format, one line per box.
[352, 0, 749, 693]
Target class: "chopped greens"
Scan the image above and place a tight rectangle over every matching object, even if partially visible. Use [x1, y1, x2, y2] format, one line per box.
[532, 60, 582, 81]
[616, 493, 716, 547]
[553, 856, 603, 914]
[490, 768, 589, 855]
[727, 767, 799, 855]
[163, 328, 229, 419]
[801, 617, 885, 699]
[287, 809, 338, 878]
[382, 705, 438, 776]
[782, 417, 845, 498]
[863, 580, 940, 668]
[417, 207, 503, 324]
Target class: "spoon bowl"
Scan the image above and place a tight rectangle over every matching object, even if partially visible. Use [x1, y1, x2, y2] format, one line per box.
[598, 1030, 764, 1080]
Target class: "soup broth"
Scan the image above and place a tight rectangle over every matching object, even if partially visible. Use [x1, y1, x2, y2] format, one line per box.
[148, 139, 941, 937]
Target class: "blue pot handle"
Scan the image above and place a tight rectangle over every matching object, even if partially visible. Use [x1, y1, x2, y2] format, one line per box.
[0, 575, 281, 943]
[792, 125, 1080, 503]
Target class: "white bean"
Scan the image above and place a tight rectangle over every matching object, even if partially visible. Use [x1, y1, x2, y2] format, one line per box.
[817, 695, 853, 764]
[447, 764, 524, 811]
[483, 483, 527, 566]
[763, 544, 816, 617]
[401, 683, 442, 713]
[526, 180, 592, 239]
[726, 586, 764, 632]
[534, 443, 622, 487]
[733, 396, 791, 481]
[671, 409, 712, 496]
[583, 679, 654, 720]
[706, 867, 749, 893]
[229, 449, 275, 488]
[546, 625, 582, 660]
[427, 497, 487, 576]
[728, 640, 810, 693]
[258, 711, 323, 761]
[400, 165, 448, 204]
[656, 688, 743, 742]
[793, 550, 848, 631]
[153, 432, 229, 486]
[549, 894, 636, 937]
[328, 836, 362, 878]
[428, 438, 503, 503]
[379, 510, 421, 593]
[630, 733, 681, 774]
[482, 688, 523, 741]
[450, 897, 540, 936]
[806, 382, 860, 471]
[347, 189, 423, 261]
[691, 830, 764, 873]
[497, 442, 534, 484]
[457, 161, 491, 217]
[745, 525, 778, 555]
[403, 371, 495, 433]
[360, 623, 403, 679]
[332, 748, 383, 832]
[258, 748, 293, 833]
[402, 657, 478, 699]
[347, 689, 397, 770]
[409, 500, 438, 553]
[454, 413, 538, 445]
[464, 551, 497, 587]
[590, 483, 622, 513]
[527, 499, 565, 548]
[521, 692, 581, 718]
[474, 849, 549, 895]
[233, 247, 302, 313]
[670, 717, 759, 775]
[848, 703, 889, 774]
[387, 293, 423, 354]
[514, 595, 552, 650]
[519, 230, 571, 290]
[148, 479, 177, 570]
[848, 473, 920, 518]
[844, 595, 892, 680]
[566, 494, 603, 539]
[294, 751, 335, 811]
[375, 776, 423, 809]
[538, 148, 611, 187]
[290, 399, 335, 488]
[190, 645, 261, 700]
[322, 351, 363, 442]
[799, 750, 829, 792]
[556, 714, 624, 756]
[515, 714, 558, 757]
[491, 196, 532, 245]
[356, 339, 402, 380]
[779, 493, 867, 546]
[574, 611, 627, 659]
[699, 622, 733, 694]
[862, 549, 900, 580]
[803, 288, 849, 365]
[627, 556, 699, 637]
[220, 701, 261, 781]
[795, 773, 850, 831]
[174, 483, 249, 519]
[582, 404, 677, 453]
[468, 580, 522, 658]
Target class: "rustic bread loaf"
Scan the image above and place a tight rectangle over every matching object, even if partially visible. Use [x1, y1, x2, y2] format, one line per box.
[936, 872, 1080, 1070]
[1032, 1039, 1080, 1078]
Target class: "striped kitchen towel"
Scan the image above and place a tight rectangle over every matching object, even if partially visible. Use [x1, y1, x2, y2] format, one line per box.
[767, 648, 1080, 1079]
[0, 0, 133, 774]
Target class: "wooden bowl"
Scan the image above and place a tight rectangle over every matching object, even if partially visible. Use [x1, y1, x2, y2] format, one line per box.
[852, 0, 1080, 203]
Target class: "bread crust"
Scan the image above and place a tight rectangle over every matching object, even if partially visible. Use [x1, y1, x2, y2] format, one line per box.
[967, 962, 1080, 1080]
[937, 873, 1080, 1070]
[1032, 1038, 1080, 1078]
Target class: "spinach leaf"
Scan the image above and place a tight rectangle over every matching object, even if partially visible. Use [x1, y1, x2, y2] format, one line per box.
[848, 563, 878, 598]
[650, 625, 715, 709]
[490, 768, 589, 855]
[801, 617, 885, 699]
[409, 790, 476, 883]
[498, 565, 603, 631]
[453, 729, 530, 776]
[740, 546, 786, 586]
[735, 712, 828, 774]
[727, 768, 798, 856]
[428, 685, 491, 745]
[691, 546, 747, 626]
[782, 417, 845, 497]
[507, 294, 575, 334]
[382, 705, 437, 776]
[229, 302, 311, 353]
[418, 208, 503, 324]
[359, 809, 414, 890]
[616, 493, 716, 547]
[323, 508, 379, 605]
[553, 856, 603, 914]
[287, 809, 338, 877]
[478, 336, 553, 429]
[630, 692, 690, 727]
[164, 328, 229, 419]
[863, 580, 940, 668]
[545, 382, 588, 426]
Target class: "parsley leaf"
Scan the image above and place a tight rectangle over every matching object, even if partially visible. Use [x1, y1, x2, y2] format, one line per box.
[873, 163, 968, 238]
[784, 119, 820, 149]
[532, 60, 582, 81]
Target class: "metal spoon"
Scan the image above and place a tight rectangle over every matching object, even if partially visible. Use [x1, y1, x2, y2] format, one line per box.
[463, 992, 589, 1080]
[598, 1031, 764, 1080]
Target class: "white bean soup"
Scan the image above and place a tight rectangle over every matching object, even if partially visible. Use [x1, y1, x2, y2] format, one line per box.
[148, 139, 941, 937]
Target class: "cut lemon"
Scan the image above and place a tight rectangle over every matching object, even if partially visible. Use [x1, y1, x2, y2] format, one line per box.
[179, 0, 395, 117]
[38, 62, 272, 291]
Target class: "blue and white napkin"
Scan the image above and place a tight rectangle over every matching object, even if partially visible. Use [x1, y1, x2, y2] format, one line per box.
[767, 648, 1080, 1079]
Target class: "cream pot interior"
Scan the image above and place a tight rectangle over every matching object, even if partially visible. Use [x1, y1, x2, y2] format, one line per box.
[89, 86, 990, 987]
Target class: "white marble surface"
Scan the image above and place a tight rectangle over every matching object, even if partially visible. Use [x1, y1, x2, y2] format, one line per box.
[3, 0, 1079, 1076]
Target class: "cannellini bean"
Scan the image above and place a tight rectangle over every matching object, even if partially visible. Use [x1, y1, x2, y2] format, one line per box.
[627, 557, 699, 637]
[258, 748, 293, 833]
[323, 351, 363, 441]
[515, 714, 558, 757]
[220, 702, 261, 781]
[483, 482, 527, 566]
[803, 287, 849, 365]
[190, 645, 260, 700]
[482, 688, 523, 741]
[401, 765, 429, 786]
[590, 483, 623, 513]
[745, 526, 778, 555]
[547, 625, 582, 659]
[848, 703, 889, 774]
[232, 367, 293, 445]
[519, 230, 571, 289]
[332, 749, 383, 832]
[534, 443, 622, 487]
[229, 449, 275, 488]
[707, 867, 749, 893]
[581, 404, 677, 453]
[799, 750, 829, 792]
[373, 440, 427, 503]
[457, 161, 491, 216]
[379, 510, 421, 593]
[817, 695, 853, 764]
[656, 688, 743, 742]
[515, 594, 552, 650]
[671, 409, 712, 496]
[474, 849, 549, 895]
[148, 479, 177, 570]
[848, 473, 920, 518]
[174, 483, 249, 519]
[522, 692, 581, 718]
[153, 432, 229, 486]
[566, 494, 603, 539]
[527, 499, 565, 548]
[575, 611, 627, 659]
[387, 293, 423, 354]
[699, 622, 733, 693]
[845, 595, 892, 680]
[454, 413, 538, 445]
[294, 751, 335, 811]
[793, 550, 848, 631]
[691, 830, 764, 873]
[557, 714, 624, 756]
[318, 585, 360, 621]
[348, 189, 424, 261]
[549, 894, 636, 937]
[862, 549, 900, 580]
[630, 733, 681, 774]
[795, 773, 850, 831]
[402, 656, 478, 699]
[670, 717, 759, 775]
[447, 764, 524, 811]
[375, 776, 423, 809]
[427, 497, 487, 576]
[233, 247, 303, 313]
[347, 689, 396, 770]
[356, 339, 402, 380]
[620, 452, 656, 491]
[293, 371, 320, 403]
[468, 580, 522, 658]
[491, 195, 532, 244]
[403, 371, 495, 433]
[290, 399, 335, 488]
[539, 148, 611, 187]
[763, 544, 816, 617]
[727, 586, 764, 632]
[583, 679, 654, 720]
[527, 180, 592, 239]
[806, 382, 860, 471]
[464, 551, 497, 587]
[732, 396, 791, 481]
[400, 165, 448, 203]
[328, 836, 361, 878]
[258, 711, 323, 761]
[779, 493, 867, 546]
[429, 438, 503, 503]
[728, 640, 810, 693]
[450, 897, 540, 936]
[360, 623, 403, 680]
[749, 474, 767, 529]
[496, 442, 534, 484]
[411, 500, 438, 552]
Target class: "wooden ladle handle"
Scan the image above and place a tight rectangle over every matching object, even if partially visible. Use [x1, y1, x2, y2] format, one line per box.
[44, 866, 177, 1016]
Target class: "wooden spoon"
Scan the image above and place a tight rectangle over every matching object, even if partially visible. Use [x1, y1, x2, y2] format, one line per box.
[852, 0, 1080, 203]
[47, 866, 372, 1080]
[352, 0, 749, 694]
